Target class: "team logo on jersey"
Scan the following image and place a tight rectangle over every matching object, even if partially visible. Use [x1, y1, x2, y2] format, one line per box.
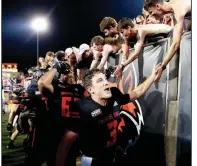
[113, 101, 118, 106]
[74, 88, 79, 92]
[91, 109, 102, 117]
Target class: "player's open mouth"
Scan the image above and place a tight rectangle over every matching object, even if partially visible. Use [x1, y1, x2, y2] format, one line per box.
[104, 87, 110, 92]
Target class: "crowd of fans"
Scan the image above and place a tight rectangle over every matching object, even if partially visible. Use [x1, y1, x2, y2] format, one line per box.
[3, 0, 191, 166]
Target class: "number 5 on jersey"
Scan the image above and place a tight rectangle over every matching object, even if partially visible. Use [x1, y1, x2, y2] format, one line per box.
[61, 96, 80, 118]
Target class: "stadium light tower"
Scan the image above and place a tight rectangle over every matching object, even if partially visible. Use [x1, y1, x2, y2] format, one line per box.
[31, 17, 48, 65]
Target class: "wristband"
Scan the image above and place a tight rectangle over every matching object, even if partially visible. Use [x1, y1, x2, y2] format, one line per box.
[121, 63, 125, 70]
[162, 65, 166, 70]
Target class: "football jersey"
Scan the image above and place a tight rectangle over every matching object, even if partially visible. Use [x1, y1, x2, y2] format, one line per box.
[40, 81, 87, 165]
[45, 81, 86, 127]
[68, 87, 131, 158]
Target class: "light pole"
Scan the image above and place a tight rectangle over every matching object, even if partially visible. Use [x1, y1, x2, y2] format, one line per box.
[31, 17, 48, 66]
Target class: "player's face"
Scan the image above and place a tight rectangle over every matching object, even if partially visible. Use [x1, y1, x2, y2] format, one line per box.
[91, 73, 112, 99]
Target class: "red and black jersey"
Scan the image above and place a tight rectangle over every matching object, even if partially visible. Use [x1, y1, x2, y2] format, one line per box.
[68, 87, 131, 158]
[44, 82, 87, 127]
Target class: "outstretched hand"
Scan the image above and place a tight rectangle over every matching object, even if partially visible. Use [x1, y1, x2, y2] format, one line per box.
[154, 64, 163, 83]
[151, 63, 161, 78]
[114, 64, 123, 75]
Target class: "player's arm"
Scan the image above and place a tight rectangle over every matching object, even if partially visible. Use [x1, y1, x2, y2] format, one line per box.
[128, 64, 160, 100]
[114, 33, 145, 75]
[56, 129, 78, 166]
[111, 63, 160, 104]
[38, 68, 56, 94]
[97, 44, 112, 70]
[56, 102, 82, 166]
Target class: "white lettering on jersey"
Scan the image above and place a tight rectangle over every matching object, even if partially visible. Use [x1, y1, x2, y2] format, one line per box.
[91, 109, 102, 117]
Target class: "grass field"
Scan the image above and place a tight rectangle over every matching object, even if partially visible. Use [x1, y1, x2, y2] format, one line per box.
[2, 113, 81, 166]
[2, 113, 27, 166]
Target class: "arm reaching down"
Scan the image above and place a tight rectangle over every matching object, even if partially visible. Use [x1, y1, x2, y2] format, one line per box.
[90, 51, 100, 70]
[97, 44, 113, 70]
[155, 15, 184, 82]
[114, 33, 145, 76]
[121, 42, 130, 62]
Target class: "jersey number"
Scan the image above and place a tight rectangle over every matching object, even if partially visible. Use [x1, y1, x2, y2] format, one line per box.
[61, 97, 79, 118]
[106, 119, 118, 147]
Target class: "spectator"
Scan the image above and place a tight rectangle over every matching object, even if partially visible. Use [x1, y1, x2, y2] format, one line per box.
[162, 14, 174, 27]
[142, 6, 162, 24]
[65, 48, 77, 84]
[144, 0, 191, 82]
[114, 17, 172, 76]
[142, 8, 150, 21]
[65, 48, 76, 63]
[45, 51, 55, 68]
[76, 44, 94, 84]
[55, 51, 66, 61]
[38, 57, 47, 69]
[136, 15, 145, 25]
[99, 17, 130, 62]
[147, 14, 162, 24]
[38, 56, 44, 65]
[72, 47, 81, 62]
[99, 17, 119, 37]
[91, 35, 121, 70]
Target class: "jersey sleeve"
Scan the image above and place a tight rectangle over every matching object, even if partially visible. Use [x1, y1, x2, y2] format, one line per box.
[111, 87, 131, 105]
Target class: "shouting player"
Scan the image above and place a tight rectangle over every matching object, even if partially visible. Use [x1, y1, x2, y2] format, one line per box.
[65, 64, 161, 166]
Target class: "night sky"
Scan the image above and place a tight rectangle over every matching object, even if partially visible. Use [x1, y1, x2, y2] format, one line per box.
[2, 0, 144, 71]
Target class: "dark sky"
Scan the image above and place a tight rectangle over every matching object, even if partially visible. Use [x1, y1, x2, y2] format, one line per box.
[2, 0, 144, 71]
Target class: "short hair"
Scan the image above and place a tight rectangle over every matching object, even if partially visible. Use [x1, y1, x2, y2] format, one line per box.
[136, 15, 144, 20]
[45, 51, 55, 58]
[104, 37, 120, 46]
[82, 69, 102, 90]
[117, 17, 134, 32]
[90, 35, 105, 46]
[99, 17, 117, 32]
[144, 0, 163, 10]
[55, 51, 65, 61]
